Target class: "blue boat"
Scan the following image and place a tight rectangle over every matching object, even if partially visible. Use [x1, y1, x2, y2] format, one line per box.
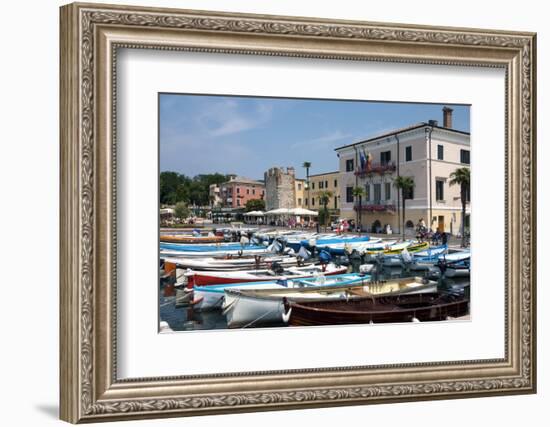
[382, 244, 448, 267]
[410, 244, 449, 261]
[192, 273, 371, 311]
[301, 235, 371, 247]
[159, 242, 266, 252]
[287, 235, 375, 253]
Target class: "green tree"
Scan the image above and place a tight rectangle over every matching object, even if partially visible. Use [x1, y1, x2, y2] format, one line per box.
[175, 183, 189, 203]
[159, 171, 230, 207]
[174, 202, 190, 222]
[318, 190, 333, 231]
[352, 186, 365, 233]
[245, 198, 266, 212]
[302, 161, 311, 208]
[187, 180, 205, 207]
[393, 176, 415, 240]
[449, 167, 470, 247]
[160, 171, 183, 205]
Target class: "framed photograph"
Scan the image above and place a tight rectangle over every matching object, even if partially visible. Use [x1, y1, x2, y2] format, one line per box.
[60, 2, 536, 423]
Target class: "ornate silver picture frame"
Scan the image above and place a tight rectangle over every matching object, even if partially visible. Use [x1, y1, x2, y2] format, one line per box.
[60, 2, 536, 423]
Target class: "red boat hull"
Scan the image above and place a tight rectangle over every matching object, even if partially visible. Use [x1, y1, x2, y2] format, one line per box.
[190, 267, 346, 287]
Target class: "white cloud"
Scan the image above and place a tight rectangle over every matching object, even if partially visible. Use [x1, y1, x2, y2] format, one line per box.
[292, 130, 353, 149]
[194, 99, 273, 138]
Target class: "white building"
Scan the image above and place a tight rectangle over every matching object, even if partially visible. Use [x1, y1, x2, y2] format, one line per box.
[335, 107, 470, 234]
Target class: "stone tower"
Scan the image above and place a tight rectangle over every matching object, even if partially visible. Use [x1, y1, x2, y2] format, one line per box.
[264, 167, 296, 211]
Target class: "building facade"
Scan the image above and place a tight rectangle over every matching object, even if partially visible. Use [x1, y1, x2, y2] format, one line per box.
[306, 171, 340, 216]
[335, 108, 470, 234]
[264, 167, 297, 211]
[209, 183, 222, 208]
[219, 176, 265, 209]
[295, 178, 305, 207]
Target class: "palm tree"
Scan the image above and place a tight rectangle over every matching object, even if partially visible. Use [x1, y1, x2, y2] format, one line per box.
[449, 167, 470, 247]
[393, 176, 415, 241]
[302, 161, 312, 208]
[318, 190, 333, 231]
[352, 186, 365, 233]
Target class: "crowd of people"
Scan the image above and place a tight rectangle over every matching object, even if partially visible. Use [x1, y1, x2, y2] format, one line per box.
[180, 212, 460, 246]
[415, 218, 449, 245]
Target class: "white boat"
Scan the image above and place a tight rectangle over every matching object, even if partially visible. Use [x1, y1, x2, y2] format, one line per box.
[284, 232, 337, 244]
[316, 238, 387, 254]
[215, 226, 259, 234]
[162, 255, 301, 271]
[187, 263, 348, 286]
[366, 240, 415, 254]
[160, 241, 267, 251]
[254, 229, 306, 240]
[438, 249, 470, 262]
[160, 247, 271, 258]
[192, 273, 366, 311]
[159, 238, 286, 258]
[223, 277, 438, 328]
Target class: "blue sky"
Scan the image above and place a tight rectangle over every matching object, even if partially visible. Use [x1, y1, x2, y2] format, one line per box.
[160, 94, 470, 180]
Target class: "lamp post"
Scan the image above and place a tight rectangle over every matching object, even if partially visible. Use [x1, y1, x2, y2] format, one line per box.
[394, 134, 400, 233]
[425, 125, 434, 230]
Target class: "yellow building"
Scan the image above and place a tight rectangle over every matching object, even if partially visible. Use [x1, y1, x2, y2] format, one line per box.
[335, 107, 470, 235]
[306, 171, 340, 219]
[294, 178, 305, 207]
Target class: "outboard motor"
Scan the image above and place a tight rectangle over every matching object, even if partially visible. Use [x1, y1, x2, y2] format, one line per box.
[332, 255, 347, 267]
[436, 258, 447, 275]
[348, 249, 362, 273]
[271, 261, 285, 275]
[297, 246, 311, 261]
[428, 265, 442, 280]
[363, 252, 374, 264]
[318, 250, 332, 265]
[401, 248, 412, 264]
[370, 262, 381, 282]
[296, 246, 311, 266]
[308, 238, 317, 258]
[268, 240, 281, 254]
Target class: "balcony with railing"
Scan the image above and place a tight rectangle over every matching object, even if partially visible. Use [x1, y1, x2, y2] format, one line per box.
[353, 202, 396, 213]
[355, 161, 396, 177]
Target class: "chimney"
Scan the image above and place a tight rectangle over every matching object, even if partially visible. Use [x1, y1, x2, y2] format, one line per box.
[442, 107, 453, 128]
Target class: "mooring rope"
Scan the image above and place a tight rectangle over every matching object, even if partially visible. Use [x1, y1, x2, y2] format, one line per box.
[240, 307, 280, 329]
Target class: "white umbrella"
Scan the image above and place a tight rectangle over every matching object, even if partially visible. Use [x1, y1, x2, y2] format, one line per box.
[266, 208, 293, 215]
[289, 207, 318, 216]
[246, 210, 265, 216]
